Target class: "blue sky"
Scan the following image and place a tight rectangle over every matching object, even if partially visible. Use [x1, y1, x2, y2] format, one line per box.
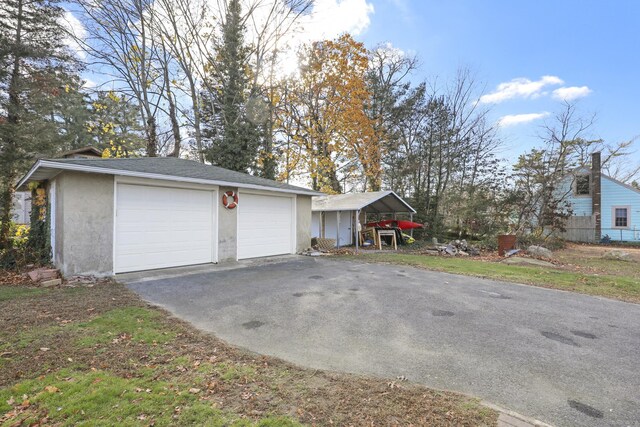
[354, 0, 640, 165]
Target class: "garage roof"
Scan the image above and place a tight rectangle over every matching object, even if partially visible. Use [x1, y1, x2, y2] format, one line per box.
[17, 157, 320, 196]
[312, 191, 416, 213]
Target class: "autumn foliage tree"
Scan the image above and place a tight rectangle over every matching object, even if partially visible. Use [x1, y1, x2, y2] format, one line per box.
[277, 34, 376, 193]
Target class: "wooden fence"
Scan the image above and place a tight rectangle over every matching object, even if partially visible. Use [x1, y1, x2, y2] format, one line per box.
[557, 215, 596, 243]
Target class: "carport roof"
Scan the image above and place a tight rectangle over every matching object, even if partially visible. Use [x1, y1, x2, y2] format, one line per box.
[312, 191, 416, 213]
[17, 157, 321, 196]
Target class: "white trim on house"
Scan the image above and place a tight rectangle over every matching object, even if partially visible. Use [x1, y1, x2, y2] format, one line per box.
[112, 178, 118, 275]
[312, 190, 416, 213]
[611, 205, 631, 229]
[293, 194, 298, 255]
[18, 160, 318, 196]
[116, 175, 219, 191]
[49, 181, 56, 263]
[212, 189, 219, 264]
[235, 187, 240, 262]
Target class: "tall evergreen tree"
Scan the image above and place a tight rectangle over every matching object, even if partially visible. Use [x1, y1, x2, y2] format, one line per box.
[0, 0, 79, 247]
[201, 0, 260, 173]
[57, 76, 94, 150]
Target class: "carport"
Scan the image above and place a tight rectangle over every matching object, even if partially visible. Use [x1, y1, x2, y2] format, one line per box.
[311, 191, 416, 249]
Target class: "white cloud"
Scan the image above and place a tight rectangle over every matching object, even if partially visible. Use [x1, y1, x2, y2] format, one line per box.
[480, 75, 564, 104]
[59, 11, 86, 60]
[82, 78, 97, 89]
[552, 86, 592, 101]
[498, 112, 550, 127]
[264, 0, 375, 76]
[300, 0, 374, 41]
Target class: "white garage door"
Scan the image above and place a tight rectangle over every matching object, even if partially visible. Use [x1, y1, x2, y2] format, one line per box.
[115, 184, 214, 273]
[238, 193, 294, 259]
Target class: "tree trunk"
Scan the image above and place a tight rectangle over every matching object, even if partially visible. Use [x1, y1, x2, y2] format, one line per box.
[0, 174, 17, 250]
[146, 115, 158, 157]
[164, 68, 182, 157]
[1, 0, 23, 248]
[187, 74, 204, 162]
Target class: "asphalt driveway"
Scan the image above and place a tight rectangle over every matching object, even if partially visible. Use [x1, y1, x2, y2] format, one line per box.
[125, 257, 640, 427]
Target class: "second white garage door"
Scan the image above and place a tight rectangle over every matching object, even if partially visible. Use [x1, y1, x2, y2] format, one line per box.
[115, 184, 215, 273]
[237, 193, 294, 259]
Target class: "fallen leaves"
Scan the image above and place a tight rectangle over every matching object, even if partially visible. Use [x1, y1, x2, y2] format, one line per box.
[44, 385, 60, 393]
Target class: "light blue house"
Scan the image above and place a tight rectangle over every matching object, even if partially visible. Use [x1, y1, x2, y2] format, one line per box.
[561, 152, 640, 242]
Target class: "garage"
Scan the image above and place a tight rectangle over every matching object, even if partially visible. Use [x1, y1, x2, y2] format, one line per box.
[114, 183, 215, 273]
[237, 192, 294, 259]
[17, 156, 317, 276]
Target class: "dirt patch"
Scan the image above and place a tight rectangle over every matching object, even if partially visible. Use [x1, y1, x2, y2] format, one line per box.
[0, 281, 496, 426]
[555, 243, 640, 277]
[561, 243, 640, 260]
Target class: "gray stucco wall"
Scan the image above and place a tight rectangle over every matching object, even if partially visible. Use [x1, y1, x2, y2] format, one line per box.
[55, 172, 114, 276]
[217, 186, 238, 262]
[296, 195, 312, 252]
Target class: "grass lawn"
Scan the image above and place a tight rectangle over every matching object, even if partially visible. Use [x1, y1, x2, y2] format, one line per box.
[345, 249, 640, 303]
[0, 281, 496, 426]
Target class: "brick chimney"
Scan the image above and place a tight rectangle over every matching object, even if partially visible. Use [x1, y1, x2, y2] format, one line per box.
[591, 152, 602, 242]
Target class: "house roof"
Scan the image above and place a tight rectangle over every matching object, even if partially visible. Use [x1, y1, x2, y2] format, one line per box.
[17, 157, 320, 196]
[60, 146, 103, 158]
[312, 191, 416, 213]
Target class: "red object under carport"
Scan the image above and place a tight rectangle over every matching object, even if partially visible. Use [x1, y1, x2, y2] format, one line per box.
[365, 219, 424, 230]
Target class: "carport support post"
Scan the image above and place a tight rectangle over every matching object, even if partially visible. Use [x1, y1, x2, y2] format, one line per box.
[355, 209, 360, 254]
[336, 211, 341, 248]
[410, 213, 414, 237]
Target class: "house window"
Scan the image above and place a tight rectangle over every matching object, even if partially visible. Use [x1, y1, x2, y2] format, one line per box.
[613, 207, 629, 228]
[575, 175, 590, 195]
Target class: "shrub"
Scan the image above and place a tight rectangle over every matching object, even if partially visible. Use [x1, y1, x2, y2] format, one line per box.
[0, 182, 51, 270]
[0, 222, 31, 269]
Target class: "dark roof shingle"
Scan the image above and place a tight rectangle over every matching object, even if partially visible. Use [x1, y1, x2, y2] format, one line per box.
[41, 157, 318, 195]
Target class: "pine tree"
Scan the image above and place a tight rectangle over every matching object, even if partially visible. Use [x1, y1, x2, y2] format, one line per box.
[57, 76, 94, 150]
[0, 0, 79, 248]
[202, 0, 260, 173]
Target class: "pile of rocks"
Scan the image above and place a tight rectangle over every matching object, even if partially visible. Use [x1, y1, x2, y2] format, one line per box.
[527, 245, 553, 259]
[26, 267, 61, 287]
[65, 275, 103, 287]
[437, 239, 480, 256]
[300, 248, 329, 257]
[602, 250, 632, 262]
